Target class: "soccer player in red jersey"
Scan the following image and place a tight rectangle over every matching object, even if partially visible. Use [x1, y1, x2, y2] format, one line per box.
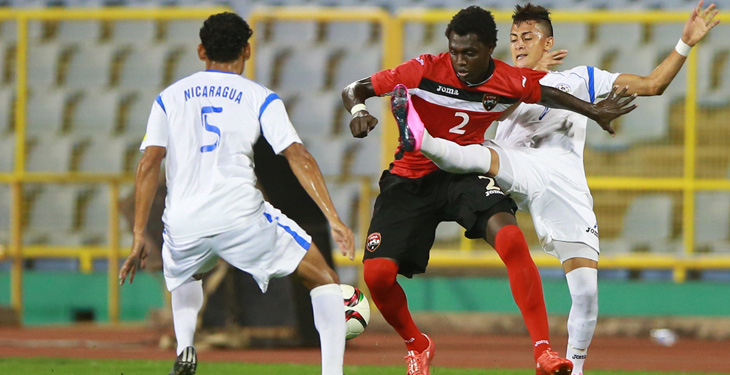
[341, 6, 634, 375]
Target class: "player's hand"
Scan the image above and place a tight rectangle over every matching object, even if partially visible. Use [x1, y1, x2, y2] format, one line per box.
[349, 111, 379, 138]
[329, 219, 355, 260]
[119, 236, 150, 285]
[535, 49, 568, 72]
[593, 85, 638, 135]
[682, 0, 720, 47]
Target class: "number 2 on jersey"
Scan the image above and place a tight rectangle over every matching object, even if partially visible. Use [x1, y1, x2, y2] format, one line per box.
[450, 112, 469, 134]
[200, 106, 222, 153]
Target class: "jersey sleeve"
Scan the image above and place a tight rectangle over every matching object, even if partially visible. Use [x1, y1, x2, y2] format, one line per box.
[370, 56, 428, 95]
[259, 92, 302, 155]
[139, 94, 168, 151]
[584, 66, 621, 103]
[516, 67, 547, 103]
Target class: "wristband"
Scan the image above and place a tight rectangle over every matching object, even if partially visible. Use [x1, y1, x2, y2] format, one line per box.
[675, 39, 692, 57]
[350, 103, 367, 115]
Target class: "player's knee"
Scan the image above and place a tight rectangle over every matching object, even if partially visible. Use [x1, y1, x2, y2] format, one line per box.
[363, 258, 398, 293]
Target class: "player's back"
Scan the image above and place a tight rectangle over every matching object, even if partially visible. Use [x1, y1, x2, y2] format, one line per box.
[158, 70, 270, 240]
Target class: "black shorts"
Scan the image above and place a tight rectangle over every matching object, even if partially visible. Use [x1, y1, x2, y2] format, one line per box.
[363, 169, 516, 277]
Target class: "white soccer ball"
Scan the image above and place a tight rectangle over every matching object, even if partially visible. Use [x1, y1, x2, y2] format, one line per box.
[340, 284, 370, 340]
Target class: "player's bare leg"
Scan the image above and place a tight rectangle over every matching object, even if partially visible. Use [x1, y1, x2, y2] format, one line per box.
[558, 243, 599, 375]
[294, 244, 346, 375]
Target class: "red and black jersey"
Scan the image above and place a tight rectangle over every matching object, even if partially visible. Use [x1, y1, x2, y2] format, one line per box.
[371, 53, 546, 178]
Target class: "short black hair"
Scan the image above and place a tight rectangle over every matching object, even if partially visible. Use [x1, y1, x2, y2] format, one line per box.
[445, 6, 498, 49]
[199, 12, 253, 63]
[512, 3, 553, 37]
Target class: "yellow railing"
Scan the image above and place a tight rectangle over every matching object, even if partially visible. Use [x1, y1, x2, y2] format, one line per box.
[2, 7, 730, 325]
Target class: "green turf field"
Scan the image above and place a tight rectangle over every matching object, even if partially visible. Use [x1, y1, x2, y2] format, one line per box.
[0, 358, 724, 375]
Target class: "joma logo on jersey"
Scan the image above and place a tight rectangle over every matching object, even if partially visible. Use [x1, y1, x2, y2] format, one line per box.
[586, 225, 599, 238]
[482, 94, 499, 111]
[436, 85, 459, 96]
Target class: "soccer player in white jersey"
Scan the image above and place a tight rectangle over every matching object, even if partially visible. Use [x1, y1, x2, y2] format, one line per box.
[118, 12, 355, 375]
[391, 2, 719, 374]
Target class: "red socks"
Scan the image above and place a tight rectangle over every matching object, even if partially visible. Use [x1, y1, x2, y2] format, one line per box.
[363, 258, 429, 352]
[494, 225, 551, 361]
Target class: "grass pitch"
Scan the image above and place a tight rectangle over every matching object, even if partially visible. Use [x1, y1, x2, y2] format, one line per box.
[0, 358, 726, 375]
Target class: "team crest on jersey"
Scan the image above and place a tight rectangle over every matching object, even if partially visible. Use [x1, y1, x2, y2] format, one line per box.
[366, 232, 381, 252]
[482, 94, 499, 111]
[556, 83, 571, 93]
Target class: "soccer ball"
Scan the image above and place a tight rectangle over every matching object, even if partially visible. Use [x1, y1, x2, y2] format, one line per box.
[340, 284, 370, 340]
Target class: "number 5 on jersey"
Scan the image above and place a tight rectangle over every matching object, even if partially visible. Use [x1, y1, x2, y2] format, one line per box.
[201, 106, 222, 153]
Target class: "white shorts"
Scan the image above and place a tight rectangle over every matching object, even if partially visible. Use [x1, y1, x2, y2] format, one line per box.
[161, 201, 312, 292]
[485, 141, 600, 259]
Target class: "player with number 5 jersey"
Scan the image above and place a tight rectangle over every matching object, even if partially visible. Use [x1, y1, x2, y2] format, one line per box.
[119, 12, 354, 375]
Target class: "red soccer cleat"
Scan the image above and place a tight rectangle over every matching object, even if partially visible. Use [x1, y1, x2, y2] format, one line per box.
[390, 84, 425, 157]
[536, 350, 573, 375]
[404, 334, 435, 375]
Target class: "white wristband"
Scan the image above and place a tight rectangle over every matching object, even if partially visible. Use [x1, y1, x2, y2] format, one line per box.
[350, 103, 367, 116]
[675, 39, 692, 57]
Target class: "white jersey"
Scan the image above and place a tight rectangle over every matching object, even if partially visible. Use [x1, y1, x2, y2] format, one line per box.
[141, 70, 301, 241]
[489, 66, 619, 257]
[495, 66, 620, 158]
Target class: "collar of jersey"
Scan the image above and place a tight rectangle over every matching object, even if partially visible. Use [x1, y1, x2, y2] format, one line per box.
[205, 69, 239, 75]
[464, 58, 495, 87]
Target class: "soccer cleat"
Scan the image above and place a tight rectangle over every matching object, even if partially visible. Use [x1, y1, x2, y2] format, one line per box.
[404, 334, 435, 375]
[536, 350, 573, 375]
[390, 84, 425, 158]
[169, 346, 197, 375]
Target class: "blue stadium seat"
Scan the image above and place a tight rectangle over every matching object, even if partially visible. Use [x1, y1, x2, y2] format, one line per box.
[349, 130, 384, 179]
[594, 22, 644, 49]
[26, 89, 71, 138]
[268, 19, 319, 46]
[26, 135, 75, 172]
[300, 135, 352, 177]
[64, 43, 117, 89]
[27, 42, 64, 88]
[0, 134, 14, 172]
[288, 91, 340, 137]
[170, 46, 203, 82]
[325, 21, 376, 47]
[276, 45, 338, 91]
[110, 19, 158, 44]
[695, 192, 730, 253]
[56, 20, 102, 44]
[0, 87, 13, 133]
[70, 89, 123, 138]
[117, 44, 171, 89]
[78, 136, 129, 173]
[601, 194, 676, 254]
[333, 45, 381, 91]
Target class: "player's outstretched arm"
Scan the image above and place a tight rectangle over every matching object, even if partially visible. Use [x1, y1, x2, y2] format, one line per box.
[119, 146, 165, 285]
[614, 0, 720, 96]
[282, 142, 355, 260]
[342, 78, 379, 138]
[539, 85, 637, 135]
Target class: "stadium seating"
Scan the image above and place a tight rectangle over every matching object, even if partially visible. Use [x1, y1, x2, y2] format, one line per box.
[70, 89, 122, 138]
[25, 89, 70, 138]
[25, 135, 75, 172]
[287, 90, 340, 137]
[0, 135, 14, 172]
[601, 194, 676, 254]
[694, 192, 730, 253]
[116, 44, 170, 89]
[55, 20, 102, 44]
[24, 184, 81, 243]
[64, 43, 117, 89]
[332, 45, 381, 91]
[77, 136, 129, 173]
[299, 135, 352, 177]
